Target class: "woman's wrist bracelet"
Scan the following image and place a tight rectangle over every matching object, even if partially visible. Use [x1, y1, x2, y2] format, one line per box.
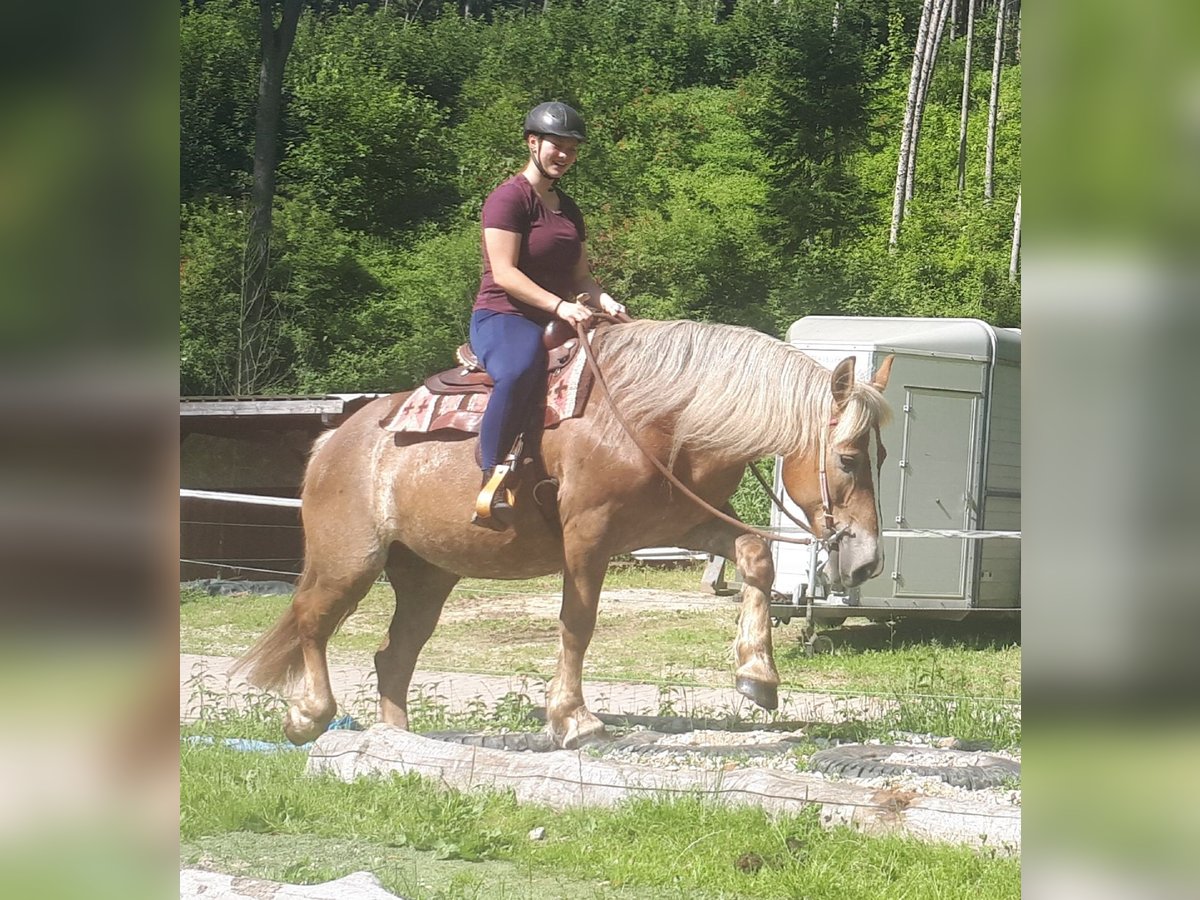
[554, 299, 565, 316]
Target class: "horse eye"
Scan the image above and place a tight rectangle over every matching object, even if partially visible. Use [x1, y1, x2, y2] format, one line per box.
[838, 454, 858, 471]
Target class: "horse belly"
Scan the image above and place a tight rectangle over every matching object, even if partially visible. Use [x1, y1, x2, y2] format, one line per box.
[385, 438, 565, 580]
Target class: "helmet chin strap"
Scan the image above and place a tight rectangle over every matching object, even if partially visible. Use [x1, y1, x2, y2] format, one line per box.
[529, 136, 558, 189]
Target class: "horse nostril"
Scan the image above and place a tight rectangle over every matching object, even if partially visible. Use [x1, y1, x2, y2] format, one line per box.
[849, 560, 880, 587]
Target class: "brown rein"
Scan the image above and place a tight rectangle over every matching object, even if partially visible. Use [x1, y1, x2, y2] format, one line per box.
[574, 318, 822, 548]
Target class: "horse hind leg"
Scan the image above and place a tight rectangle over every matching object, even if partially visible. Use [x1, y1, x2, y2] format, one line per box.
[375, 545, 459, 731]
[235, 559, 380, 745]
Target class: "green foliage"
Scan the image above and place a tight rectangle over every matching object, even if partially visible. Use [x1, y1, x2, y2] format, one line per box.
[180, 199, 249, 395]
[282, 57, 456, 234]
[728, 457, 775, 527]
[313, 222, 481, 392]
[749, 0, 880, 251]
[180, 0, 258, 200]
[180, 0, 1021, 395]
[595, 86, 778, 327]
[282, 7, 474, 234]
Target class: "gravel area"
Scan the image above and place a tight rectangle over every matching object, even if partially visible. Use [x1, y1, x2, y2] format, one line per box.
[574, 725, 1022, 808]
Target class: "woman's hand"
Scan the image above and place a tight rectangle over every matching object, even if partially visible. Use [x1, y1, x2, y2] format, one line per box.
[598, 292, 626, 317]
[555, 297, 593, 325]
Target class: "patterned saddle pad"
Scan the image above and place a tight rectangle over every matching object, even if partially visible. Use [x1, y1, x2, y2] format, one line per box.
[379, 341, 593, 436]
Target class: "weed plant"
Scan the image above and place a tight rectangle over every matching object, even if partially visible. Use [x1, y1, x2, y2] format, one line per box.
[884, 651, 1022, 749]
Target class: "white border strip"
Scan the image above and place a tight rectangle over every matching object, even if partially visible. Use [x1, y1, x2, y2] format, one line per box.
[181, 489, 302, 509]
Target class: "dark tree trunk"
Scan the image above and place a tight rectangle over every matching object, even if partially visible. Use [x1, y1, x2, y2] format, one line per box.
[238, 0, 303, 396]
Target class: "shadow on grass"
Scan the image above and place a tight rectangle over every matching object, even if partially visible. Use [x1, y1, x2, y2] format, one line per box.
[810, 615, 1021, 654]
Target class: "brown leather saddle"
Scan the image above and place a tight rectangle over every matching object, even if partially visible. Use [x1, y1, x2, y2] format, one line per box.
[424, 319, 582, 397]
[389, 311, 630, 529]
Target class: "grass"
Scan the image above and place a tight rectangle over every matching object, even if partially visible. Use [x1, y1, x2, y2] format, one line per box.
[181, 710, 1021, 899]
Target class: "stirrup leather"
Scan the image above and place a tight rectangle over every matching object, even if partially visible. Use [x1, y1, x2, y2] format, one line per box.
[474, 464, 514, 521]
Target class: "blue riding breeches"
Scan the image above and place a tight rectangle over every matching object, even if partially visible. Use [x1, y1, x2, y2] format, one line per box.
[469, 310, 548, 471]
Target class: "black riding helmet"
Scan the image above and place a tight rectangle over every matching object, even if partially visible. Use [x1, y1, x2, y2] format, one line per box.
[523, 101, 586, 142]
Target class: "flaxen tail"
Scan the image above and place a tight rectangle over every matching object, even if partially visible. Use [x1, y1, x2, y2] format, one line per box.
[229, 569, 311, 693]
[230, 431, 337, 693]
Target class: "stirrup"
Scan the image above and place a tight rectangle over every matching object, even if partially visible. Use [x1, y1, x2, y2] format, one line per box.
[473, 464, 514, 524]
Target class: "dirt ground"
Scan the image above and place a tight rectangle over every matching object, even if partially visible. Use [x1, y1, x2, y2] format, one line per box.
[435, 586, 735, 623]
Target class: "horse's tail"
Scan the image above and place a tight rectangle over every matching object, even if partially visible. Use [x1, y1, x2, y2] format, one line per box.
[231, 431, 337, 693]
[230, 568, 310, 693]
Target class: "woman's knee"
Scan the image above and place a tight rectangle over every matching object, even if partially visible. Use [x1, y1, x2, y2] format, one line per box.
[489, 344, 546, 384]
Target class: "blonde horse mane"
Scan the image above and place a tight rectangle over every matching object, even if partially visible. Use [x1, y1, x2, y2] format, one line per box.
[593, 320, 890, 465]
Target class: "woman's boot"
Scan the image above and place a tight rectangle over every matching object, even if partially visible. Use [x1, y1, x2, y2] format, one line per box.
[473, 466, 513, 528]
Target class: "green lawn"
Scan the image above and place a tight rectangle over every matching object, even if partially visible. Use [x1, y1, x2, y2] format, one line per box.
[181, 737, 1020, 900]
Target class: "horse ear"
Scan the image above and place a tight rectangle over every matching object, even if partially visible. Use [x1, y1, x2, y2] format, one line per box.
[872, 355, 895, 391]
[831, 357, 856, 409]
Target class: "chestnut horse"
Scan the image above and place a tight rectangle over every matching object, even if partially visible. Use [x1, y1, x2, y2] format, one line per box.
[235, 319, 892, 749]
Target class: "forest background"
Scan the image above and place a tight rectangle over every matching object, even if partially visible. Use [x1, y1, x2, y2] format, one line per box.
[180, 0, 1021, 397]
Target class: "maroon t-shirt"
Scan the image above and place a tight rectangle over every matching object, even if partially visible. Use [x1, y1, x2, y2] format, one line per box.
[473, 175, 586, 324]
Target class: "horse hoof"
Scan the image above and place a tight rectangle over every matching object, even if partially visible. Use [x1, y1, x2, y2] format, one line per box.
[735, 676, 779, 711]
[559, 714, 607, 750]
[284, 706, 326, 745]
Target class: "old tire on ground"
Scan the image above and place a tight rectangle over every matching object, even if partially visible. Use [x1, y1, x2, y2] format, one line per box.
[808, 744, 1019, 791]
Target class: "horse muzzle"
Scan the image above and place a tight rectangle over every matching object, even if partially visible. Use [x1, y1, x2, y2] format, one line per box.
[821, 529, 884, 591]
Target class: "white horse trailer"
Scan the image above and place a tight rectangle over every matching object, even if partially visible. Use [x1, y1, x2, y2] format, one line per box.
[768, 317, 1020, 630]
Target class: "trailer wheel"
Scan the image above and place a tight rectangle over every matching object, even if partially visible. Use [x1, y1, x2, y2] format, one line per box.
[808, 744, 1019, 790]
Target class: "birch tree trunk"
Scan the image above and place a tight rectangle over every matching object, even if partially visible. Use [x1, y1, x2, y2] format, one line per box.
[955, 0, 977, 194]
[1014, 1, 1021, 63]
[1009, 187, 1021, 282]
[984, 0, 1006, 201]
[889, 0, 934, 249]
[238, 0, 303, 396]
[905, 0, 951, 203]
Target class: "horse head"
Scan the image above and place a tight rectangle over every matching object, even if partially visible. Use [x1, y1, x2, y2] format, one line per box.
[780, 355, 893, 590]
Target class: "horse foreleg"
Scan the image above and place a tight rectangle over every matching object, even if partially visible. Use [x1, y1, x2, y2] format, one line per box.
[375, 548, 458, 730]
[681, 518, 781, 711]
[547, 537, 610, 750]
[728, 533, 781, 710]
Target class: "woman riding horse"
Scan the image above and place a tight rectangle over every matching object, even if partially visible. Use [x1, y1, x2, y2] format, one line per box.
[470, 101, 626, 526]
[234, 316, 893, 751]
